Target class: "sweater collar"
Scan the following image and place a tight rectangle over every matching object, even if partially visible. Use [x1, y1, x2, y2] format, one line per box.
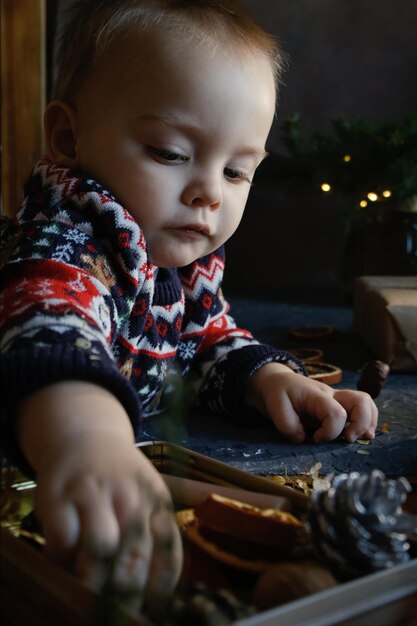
[21, 159, 184, 305]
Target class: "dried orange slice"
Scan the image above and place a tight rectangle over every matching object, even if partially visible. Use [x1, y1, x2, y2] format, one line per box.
[289, 326, 335, 341]
[305, 362, 342, 385]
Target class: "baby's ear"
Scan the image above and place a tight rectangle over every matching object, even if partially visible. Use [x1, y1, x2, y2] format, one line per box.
[44, 100, 78, 167]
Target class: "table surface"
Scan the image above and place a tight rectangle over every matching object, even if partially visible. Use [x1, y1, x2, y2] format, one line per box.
[140, 296, 417, 478]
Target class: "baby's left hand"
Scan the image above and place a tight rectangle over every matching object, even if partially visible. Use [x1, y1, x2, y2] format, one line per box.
[245, 362, 378, 444]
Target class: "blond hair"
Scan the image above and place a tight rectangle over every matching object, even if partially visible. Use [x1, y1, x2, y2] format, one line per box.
[54, 0, 285, 102]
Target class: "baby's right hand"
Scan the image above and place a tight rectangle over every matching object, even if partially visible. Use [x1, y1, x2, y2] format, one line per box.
[36, 432, 182, 615]
[17, 382, 183, 617]
[36, 436, 181, 605]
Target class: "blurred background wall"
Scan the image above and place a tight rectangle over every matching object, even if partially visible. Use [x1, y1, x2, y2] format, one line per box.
[242, 0, 417, 150]
[223, 0, 417, 301]
[7, 1, 413, 301]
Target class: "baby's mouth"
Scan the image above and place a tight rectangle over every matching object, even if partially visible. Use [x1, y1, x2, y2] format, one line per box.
[168, 223, 212, 238]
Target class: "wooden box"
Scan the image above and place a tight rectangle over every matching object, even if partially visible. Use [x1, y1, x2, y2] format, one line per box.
[1, 441, 416, 626]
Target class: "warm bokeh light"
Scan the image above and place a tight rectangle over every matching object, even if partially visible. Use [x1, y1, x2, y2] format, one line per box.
[360, 200, 368, 208]
[321, 183, 331, 192]
[367, 192, 378, 202]
[382, 190, 392, 198]
[343, 154, 352, 162]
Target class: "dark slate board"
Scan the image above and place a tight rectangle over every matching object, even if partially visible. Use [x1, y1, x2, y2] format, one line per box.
[139, 298, 417, 478]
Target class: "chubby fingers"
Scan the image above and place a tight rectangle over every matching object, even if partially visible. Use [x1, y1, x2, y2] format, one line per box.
[301, 387, 377, 444]
[303, 392, 349, 444]
[38, 474, 182, 612]
[72, 479, 138, 589]
[333, 389, 378, 442]
[74, 480, 182, 619]
[268, 378, 378, 444]
[36, 499, 81, 566]
[267, 380, 348, 443]
[268, 392, 308, 443]
[108, 482, 182, 614]
[143, 506, 183, 620]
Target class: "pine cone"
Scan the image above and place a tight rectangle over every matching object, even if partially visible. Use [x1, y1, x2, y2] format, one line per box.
[166, 583, 256, 626]
[307, 470, 417, 579]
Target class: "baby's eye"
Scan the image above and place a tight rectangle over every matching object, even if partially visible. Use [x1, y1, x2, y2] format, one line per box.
[148, 146, 188, 164]
[224, 167, 251, 184]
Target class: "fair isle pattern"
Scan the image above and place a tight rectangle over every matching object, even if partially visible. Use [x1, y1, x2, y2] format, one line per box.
[24, 159, 146, 282]
[20, 160, 153, 302]
[180, 252, 224, 299]
[1, 160, 305, 444]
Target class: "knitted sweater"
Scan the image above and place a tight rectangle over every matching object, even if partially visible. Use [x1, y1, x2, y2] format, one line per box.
[0, 160, 304, 451]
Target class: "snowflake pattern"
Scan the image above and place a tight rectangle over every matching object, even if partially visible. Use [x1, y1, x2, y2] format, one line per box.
[52, 242, 74, 263]
[34, 280, 54, 296]
[62, 228, 89, 244]
[67, 273, 88, 293]
[178, 340, 196, 361]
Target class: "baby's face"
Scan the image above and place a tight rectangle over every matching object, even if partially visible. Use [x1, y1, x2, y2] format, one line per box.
[73, 31, 276, 267]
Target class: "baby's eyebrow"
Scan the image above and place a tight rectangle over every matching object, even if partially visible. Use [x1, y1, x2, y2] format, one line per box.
[138, 113, 200, 132]
[235, 147, 269, 160]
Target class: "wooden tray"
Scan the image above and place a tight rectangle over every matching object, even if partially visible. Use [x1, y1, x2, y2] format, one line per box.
[1, 441, 416, 626]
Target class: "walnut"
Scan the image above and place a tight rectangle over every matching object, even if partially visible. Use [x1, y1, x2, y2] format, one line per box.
[356, 360, 390, 398]
[253, 560, 337, 610]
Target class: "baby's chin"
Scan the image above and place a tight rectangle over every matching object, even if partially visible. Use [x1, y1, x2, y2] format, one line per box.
[149, 243, 219, 268]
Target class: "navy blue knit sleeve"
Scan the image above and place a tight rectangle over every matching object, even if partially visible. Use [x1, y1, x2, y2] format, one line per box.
[197, 343, 306, 418]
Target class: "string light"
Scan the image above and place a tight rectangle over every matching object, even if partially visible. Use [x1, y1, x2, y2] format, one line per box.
[343, 154, 352, 162]
[360, 200, 368, 208]
[367, 192, 378, 202]
[382, 190, 392, 198]
[321, 183, 331, 192]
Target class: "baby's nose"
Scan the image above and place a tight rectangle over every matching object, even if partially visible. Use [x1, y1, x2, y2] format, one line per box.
[182, 176, 222, 210]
